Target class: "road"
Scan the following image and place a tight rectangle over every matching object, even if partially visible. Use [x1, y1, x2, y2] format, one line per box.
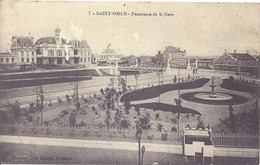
[0, 68, 258, 109]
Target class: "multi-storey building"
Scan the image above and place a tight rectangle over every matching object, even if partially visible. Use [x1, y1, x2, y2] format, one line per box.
[163, 46, 187, 68]
[0, 52, 15, 64]
[10, 36, 37, 65]
[35, 27, 92, 66]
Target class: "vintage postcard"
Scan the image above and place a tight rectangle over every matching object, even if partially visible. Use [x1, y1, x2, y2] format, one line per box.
[0, 1, 259, 165]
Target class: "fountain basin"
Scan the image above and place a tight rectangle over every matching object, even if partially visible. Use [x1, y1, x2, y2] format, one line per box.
[180, 92, 249, 105]
[194, 92, 233, 101]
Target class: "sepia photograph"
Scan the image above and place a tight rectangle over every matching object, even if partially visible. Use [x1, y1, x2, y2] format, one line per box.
[0, 1, 259, 165]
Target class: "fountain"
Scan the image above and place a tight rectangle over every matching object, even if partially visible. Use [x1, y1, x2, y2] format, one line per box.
[193, 77, 233, 101]
[209, 76, 217, 98]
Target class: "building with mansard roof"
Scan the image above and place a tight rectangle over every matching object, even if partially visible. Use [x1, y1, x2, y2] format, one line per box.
[10, 36, 37, 68]
[35, 27, 92, 66]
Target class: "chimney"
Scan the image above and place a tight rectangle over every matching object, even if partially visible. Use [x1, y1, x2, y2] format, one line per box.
[224, 49, 227, 53]
[247, 50, 249, 54]
[158, 51, 161, 55]
[184, 50, 186, 53]
[234, 50, 237, 54]
[178, 47, 180, 50]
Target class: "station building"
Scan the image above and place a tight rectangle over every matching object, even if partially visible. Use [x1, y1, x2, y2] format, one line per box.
[35, 28, 92, 66]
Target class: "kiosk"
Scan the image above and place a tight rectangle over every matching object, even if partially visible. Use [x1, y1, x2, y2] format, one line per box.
[184, 128, 214, 164]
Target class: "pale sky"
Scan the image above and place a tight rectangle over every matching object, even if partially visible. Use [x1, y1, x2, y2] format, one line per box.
[0, 2, 260, 56]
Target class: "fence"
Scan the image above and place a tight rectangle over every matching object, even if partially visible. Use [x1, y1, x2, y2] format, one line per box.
[0, 124, 258, 148]
[211, 133, 259, 148]
[0, 124, 183, 145]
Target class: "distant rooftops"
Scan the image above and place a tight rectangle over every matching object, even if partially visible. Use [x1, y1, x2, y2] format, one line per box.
[164, 46, 186, 54]
[227, 50, 257, 62]
[101, 44, 118, 55]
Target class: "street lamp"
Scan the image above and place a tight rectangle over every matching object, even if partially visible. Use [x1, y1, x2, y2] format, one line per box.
[136, 128, 143, 165]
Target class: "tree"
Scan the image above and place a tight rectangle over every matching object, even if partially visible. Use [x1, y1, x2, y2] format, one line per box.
[157, 123, 163, 132]
[155, 113, 159, 120]
[197, 116, 205, 130]
[6, 100, 21, 119]
[29, 103, 35, 113]
[136, 112, 151, 131]
[135, 106, 141, 115]
[124, 101, 131, 114]
[120, 119, 131, 130]
[69, 113, 76, 127]
[118, 76, 127, 94]
[104, 88, 117, 110]
[228, 104, 235, 125]
[174, 98, 182, 107]
[104, 110, 111, 130]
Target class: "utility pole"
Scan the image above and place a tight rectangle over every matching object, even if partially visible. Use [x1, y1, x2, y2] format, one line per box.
[177, 66, 181, 131]
[74, 71, 79, 110]
[35, 78, 39, 106]
[39, 85, 44, 130]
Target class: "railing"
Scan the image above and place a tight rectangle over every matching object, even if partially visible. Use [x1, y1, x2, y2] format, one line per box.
[212, 133, 259, 148]
[0, 124, 258, 148]
[0, 124, 182, 145]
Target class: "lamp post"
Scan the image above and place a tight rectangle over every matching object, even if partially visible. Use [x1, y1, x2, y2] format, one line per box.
[136, 128, 143, 165]
[141, 146, 146, 165]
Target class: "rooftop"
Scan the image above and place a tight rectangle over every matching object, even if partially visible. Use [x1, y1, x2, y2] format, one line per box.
[12, 36, 34, 46]
[35, 37, 57, 45]
[164, 46, 185, 54]
[229, 53, 257, 62]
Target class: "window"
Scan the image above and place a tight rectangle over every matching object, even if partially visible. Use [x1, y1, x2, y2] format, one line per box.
[57, 50, 62, 56]
[32, 51, 34, 55]
[81, 58, 83, 62]
[32, 58, 34, 62]
[12, 58, 14, 62]
[21, 58, 24, 62]
[21, 51, 24, 56]
[0, 58, 3, 62]
[84, 57, 86, 61]
[48, 50, 54, 56]
[6, 58, 9, 62]
[27, 58, 29, 62]
[26, 51, 29, 56]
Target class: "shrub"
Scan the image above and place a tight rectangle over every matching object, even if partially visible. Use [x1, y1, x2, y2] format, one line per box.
[155, 113, 160, 120]
[120, 119, 131, 129]
[171, 127, 177, 132]
[157, 123, 163, 132]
